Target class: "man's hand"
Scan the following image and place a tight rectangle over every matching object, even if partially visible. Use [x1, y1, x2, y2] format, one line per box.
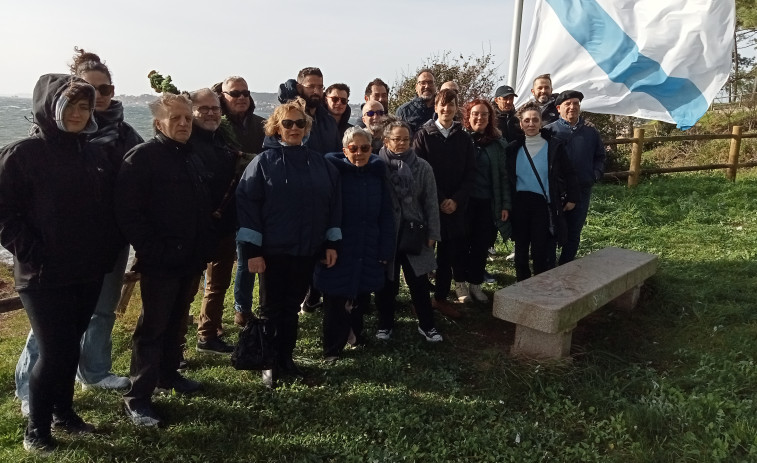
[321, 249, 338, 268]
[563, 202, 576, 211]
[248, 256, 266, 274]
[501, 210, 509, 221]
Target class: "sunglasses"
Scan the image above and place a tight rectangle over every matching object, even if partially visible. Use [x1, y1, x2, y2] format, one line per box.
[363, 110, 386, 117]
[281, 119, 307, 129]
[224, 90, 251, 98]
[328, 96, 348, 105]
[346, 144, 372, 154]
[95, 84, 114, 96]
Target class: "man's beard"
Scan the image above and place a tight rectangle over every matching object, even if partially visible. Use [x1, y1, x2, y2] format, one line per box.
[419, 93, 434, 102]
[305, 95, 321, 109]
[369, 122, 383, 133]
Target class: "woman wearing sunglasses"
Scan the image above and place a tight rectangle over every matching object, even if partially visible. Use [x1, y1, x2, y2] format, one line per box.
[236, 98, 341, 386]
[14, 48, 143, 419]
[375, 120, 443, 342]
[315, 127, 394, 361]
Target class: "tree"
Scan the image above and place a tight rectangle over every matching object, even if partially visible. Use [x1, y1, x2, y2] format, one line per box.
[389, 51, 503, 112]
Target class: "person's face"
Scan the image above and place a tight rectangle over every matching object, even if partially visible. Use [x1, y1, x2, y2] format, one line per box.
[531, 78, 552, 104]
[362, 101, 386, 132]
[469, 104, 490, 134]
[415, 72, 436, 101]
[222, 80, 251, 116]
[278, 108, 307, 145]
[435, 99, 457, 126]
[192, 93, 222, 131]
[343, 134, 372, 167]
[155, 101, 193, 143]
[558, 98, 581, 124]
[299, 75, 324, 108]
[440, 82, 459, 93]
[366, 84, 389, 111]
[520, 109, 542, 137]
[384, 126, 410, 153]
[325, 89, 348, 117]
[495, 95, 514, 112]
[62, 98, 92, 133]
[80, 70, 113, 113]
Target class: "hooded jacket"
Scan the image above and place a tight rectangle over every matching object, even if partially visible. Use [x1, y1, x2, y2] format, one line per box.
[0, 74, 120, 289]
[313, 152, 394, 298]
[396, 97, 435, 134]
[115, 132, 215, 276]
[278, 79, 342, 155]
[236, 136, 342, 260]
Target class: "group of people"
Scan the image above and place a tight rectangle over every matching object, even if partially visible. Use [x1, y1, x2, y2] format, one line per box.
[0, 48, 605, 453]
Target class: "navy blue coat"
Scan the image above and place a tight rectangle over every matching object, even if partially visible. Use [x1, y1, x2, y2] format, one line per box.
[545, 117, 606, 189]
[314, 153, 394, 299]
[236, 137, 342, 260]
[278, 79, 341, 155]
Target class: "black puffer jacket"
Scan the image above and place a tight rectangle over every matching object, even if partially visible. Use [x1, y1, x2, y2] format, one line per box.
[0, 74, 120, 289]
[396, 97, 435, 134]
[115, 133, 215, 276]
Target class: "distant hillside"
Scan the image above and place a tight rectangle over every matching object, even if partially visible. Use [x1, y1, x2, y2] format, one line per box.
[117, 92, 280, 109]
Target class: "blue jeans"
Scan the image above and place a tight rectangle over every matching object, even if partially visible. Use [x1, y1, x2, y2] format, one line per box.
[233, 242, 256, 315]
[15, 245, 130, 400]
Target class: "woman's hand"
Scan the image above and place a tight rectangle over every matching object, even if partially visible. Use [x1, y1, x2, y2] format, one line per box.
[563, 202, 576, 211]
[321, 249, 338, 268]
[427, 239, 436, 248]
[440, 199, 457, 214]
[248, 256, 266, 274]
[501, 210, 509, 221]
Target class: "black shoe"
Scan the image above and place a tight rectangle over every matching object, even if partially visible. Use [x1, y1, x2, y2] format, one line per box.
[156, 374, 202, 395]
[123, 402, 162, 427]
[52, 409, 95, 434]
[23, 427, 55, 454]
[196, 337, 234, 354]
[278, 357, 305, 378]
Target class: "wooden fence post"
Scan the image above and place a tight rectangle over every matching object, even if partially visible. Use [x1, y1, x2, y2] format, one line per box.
[628, 128, 644, 187]
[726, 125, 742, 181]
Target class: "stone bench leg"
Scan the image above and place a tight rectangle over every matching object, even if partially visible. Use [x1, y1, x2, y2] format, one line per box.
[511, 324, 574, 360]
[607, 283, 642, 312]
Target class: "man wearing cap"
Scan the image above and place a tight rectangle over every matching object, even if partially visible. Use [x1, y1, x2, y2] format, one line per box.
[545, 90, 605, 265]
[493, 85, 522, 142]
[530, 74, 559, 125]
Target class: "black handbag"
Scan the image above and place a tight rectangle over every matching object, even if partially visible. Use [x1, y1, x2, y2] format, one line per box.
[522, 145, 568, 246]
[231, 316, 277, 370]
[397, 220, 426, 255]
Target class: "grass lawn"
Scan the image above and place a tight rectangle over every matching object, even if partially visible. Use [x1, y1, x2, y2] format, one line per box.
[1, 171, 756, 462]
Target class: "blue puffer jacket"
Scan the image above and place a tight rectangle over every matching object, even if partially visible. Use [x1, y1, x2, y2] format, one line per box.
[278, 79, 341, 155]
[544, 117, 606, 189]
[314, 153, 395, 299]
[236, 136, 342, 260]
[396, 97, 435, 134]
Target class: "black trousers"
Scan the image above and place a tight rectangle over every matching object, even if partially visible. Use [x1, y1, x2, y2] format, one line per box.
[376, 252, 435, 331]
[464, 197, 496, 285]
[434, 235, 466, 301]
[124, 272, 201, 409]
[258, 254, 315, 360]
[20, 279, 103, 431]
[512, 191, 556, 281]
[322, 292, 369, 357]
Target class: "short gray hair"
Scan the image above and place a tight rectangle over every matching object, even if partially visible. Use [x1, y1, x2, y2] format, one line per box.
[188, 88, 219, 105]
[342, 126, 372, 147]
[382, 118, 410, 139]
[221, 76, 247, 91]
[148, 93, 192, 120]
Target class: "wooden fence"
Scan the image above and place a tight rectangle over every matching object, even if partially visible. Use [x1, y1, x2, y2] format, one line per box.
[2, 125, 757, 313]
[604, 126, 757, 186]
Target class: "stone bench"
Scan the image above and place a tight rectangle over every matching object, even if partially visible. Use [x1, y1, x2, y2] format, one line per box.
[492, 247, 658, 360]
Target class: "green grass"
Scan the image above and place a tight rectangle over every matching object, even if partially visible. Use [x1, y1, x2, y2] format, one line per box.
[2, 171, 757, 462]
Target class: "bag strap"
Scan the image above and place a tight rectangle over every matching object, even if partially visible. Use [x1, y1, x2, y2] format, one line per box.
[522, 145, 549, 203]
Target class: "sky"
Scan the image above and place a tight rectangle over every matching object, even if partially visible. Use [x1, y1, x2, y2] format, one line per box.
[0, 0, 536, 97]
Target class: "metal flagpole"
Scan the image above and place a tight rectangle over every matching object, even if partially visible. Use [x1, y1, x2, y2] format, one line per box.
[508, 0, 524, 88]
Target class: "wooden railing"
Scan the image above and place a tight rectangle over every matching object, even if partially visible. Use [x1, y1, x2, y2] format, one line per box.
[603, 126, 757, 186]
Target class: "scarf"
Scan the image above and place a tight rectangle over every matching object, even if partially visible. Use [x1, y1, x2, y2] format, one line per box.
[378, 145, 416, 203]
[90, 100, 125, 146]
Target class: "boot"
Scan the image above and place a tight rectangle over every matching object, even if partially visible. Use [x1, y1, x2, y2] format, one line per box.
[277, 319, 304, 378]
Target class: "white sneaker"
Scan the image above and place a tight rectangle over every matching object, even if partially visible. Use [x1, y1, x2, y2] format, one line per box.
[21, 399, 29, 417]
[469, 284, 489, 303]
[454, 282, 470, 303]
[417, 326, 443, 342]
[81, 374, 130, 390]
[505, 252, 515, 261]
[376, 329, 392, 340]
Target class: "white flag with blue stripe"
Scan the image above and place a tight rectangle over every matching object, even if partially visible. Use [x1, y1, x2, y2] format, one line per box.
[515, 0, 735, 129]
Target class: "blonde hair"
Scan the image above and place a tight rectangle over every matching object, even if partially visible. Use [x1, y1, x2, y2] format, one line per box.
[263, 97, 313, 136]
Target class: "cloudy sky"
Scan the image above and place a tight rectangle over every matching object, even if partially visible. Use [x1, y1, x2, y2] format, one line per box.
[1, 0, 536, 96]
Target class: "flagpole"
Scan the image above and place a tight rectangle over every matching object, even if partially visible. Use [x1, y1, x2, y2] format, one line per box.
[508, 0, 524, 88]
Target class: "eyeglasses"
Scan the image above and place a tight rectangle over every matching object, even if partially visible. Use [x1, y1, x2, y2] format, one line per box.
[363, 110, 386, 117]
[281, 119, 307, 129]
[95, 84, 114, 96]
[387, 137, 410, 143]
[328, 96, 348, 105]
[196, 106, 222, 114]
[223, 90, 251, 98]
[346, 144, 372, 154]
